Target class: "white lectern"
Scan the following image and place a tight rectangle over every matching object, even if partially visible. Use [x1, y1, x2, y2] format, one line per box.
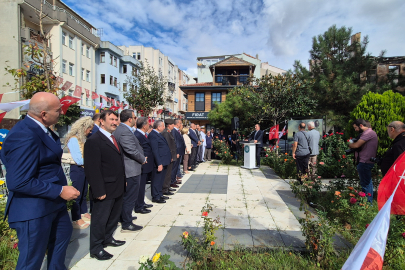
[240, 142, 259, 169]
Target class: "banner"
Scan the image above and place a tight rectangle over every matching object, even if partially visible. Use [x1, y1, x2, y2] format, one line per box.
[60, 96, 81, 114]
[61, 81, 73, 92]
[94, 102, 105, 109]
[100, 95, 109, 103]
[109, 106, 120, 111]
[73, 85, 82, 97]
[56, 77, 63, 86]
[268, 125, 279, 140]
[91, 92, 99, 100]
[0, 112, 7, 125]
[0, 100, 30, 112]
[85, 89, 90, 98]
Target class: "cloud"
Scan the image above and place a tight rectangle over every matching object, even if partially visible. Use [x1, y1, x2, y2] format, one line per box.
[64, 0, 405, 77]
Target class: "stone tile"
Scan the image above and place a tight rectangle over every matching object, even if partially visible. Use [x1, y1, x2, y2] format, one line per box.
[273, 216, 301, 231]
[226, 207, 248, 217]
[117, 240, 161, 261]
[247, 206, 271, 218]
[226, 200, 247, 209]
[279, 230, 306, 248]
[224, 216, 250, 229]
[173, 215, 203, 227]
[148, 214, 178, 227]
[223, 228, 254, 250]
[157, 205, 184, 215]
[207, 199, 227, 208]
[251, 230, 284, 248]
[70, 258, 113, 270]
[249, 217, 277, 230]
[112, 230, 140, 242]
[107, 260, 140, 270]
[135, 226, 170, 242]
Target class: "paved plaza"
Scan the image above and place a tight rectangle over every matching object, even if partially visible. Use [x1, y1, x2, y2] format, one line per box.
[68, 161, 305, 269]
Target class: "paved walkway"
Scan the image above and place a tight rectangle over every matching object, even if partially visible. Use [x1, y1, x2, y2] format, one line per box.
[70, 161, 305, 269]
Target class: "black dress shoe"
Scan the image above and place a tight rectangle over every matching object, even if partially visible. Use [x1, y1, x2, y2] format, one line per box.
[163, 191, 174, 195]
[168, 188, 176, 191]
[90, 250, 113, 260]
[103, 239, 126, 248]
[132, 216, 137, 220]
[146, 181, 151, 184]
[121, 224, 143, 232]
[144, 204, 153, 208]
[189, 168, 195, 171]
[152, 198, 166, 203]
[170, 184, 179, 188]
[161, 195, 169, 200]
[135, 208, 151, 214]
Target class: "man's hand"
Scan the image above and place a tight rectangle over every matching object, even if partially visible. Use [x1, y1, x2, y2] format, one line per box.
[292, 153, 296, 159]
[254, 140, 258, 143]
[177, 154, 180, 158]
[97, 194, 106, 200]
[60, 186, 80, 201]
[143, 156, 148, 165]
[158, 165, 163, 172]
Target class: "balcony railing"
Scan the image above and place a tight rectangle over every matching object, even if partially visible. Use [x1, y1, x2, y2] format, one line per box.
[214, 75, 249, 86]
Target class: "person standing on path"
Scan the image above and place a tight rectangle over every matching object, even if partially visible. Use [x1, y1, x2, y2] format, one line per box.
[66, 116, 94, 230]
[182, 127, 192, 172]
[205, 131, 213, 161]
[249, 124, 263, 168]
[307, 121, 320, 178]
[1, 92, 80, 269]
[173, 119, 186, 183]
[161, 119, 177, 195]
[113, 110, 147, 231]
[379, 121, 405, 176]
[292, 122, 311, 183]
[188, 123, 199, 170]
[84, 110, 127, 260]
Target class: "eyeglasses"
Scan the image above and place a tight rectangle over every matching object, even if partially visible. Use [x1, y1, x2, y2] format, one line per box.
[387, 125, 394, 128]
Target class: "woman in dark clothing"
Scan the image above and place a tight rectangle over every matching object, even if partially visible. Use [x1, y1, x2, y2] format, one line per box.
[204, 131, 213, 161]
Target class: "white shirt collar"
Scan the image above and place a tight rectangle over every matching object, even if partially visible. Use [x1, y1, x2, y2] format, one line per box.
[138, 129, 145, 135]
[27, 115, 48, 134]
[99, 127, 113, 141]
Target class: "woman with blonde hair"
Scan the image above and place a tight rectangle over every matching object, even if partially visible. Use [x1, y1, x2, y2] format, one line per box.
[182, 127, 192, 173]
[66, 116, 94, 229]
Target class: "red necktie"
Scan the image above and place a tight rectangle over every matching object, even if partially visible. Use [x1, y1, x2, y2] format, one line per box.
[145, 134, 148, 138]
[111, 135, 120, 152]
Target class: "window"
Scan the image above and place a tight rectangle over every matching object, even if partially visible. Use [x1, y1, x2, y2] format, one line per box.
[81, 68, 84, 80]
[389, 65, 400, 84]
[132, 53, 136, 58]
[110, 75, 113, 85]
[123, 83, 127, 92]
[215, 73, 223, 83]
[123, 65, 127, 74]
[239, 73, 249, 83]
[110, 55, 113, 65]
[114, 57, 117, 67]
[132, 66, 137, 75]
[137, 53, 141, 60]
[86, 70, 90, 82]
[100, 74, 105, 84]
[62, 32, 66, 45]
[211, 92, 221, 109]
[81, 44, 84, 55]
[69, 36, 74, 49]
[114, 77, 117, 87]
[62, 60, 67, 73]
[86, 46, 90, 58]
[69, 63, 74, 76]
[195, 93, 205, 111]
[100, 52, 105, 63]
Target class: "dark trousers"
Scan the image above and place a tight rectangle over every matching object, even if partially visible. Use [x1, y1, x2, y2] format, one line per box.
[163, 162, 173, 193]
[172, 157, 181, 183]
[197, 145, 203, 162]
[121, 175, 141, 227]
[135, 172, 150, 211]
[256, 146, 262, 166]
[190, 147, 197, 167]
[151, 166, 167, 200]
[70, 165, 88, 221]
[357, 162, 374, 203]
[295, 154, 310, 181]
[90, 195, 123, 254]
[10, 208, 72, 270]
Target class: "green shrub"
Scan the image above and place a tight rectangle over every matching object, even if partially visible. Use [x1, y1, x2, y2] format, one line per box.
[213, 139, 233, 164]
[348, 90, 405, 155]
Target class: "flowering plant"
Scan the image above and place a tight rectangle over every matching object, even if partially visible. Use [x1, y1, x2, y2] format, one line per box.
[138, 252, 178, 269]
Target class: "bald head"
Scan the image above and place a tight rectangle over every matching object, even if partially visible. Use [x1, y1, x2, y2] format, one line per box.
[387, 121, 405, 140]
[28, 92, 61, 127]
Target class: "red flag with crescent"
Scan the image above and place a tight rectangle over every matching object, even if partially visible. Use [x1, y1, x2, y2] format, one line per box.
[73, 85, 82, 97]
[109, 106, 120, 111]
[0, 111, 7, 124]
[112, 99, 116, 106]
[60, 96, 81, 114]
[85, 89, 90, 98]
[91, 92, 99, 100]
[61, 81, 73, 92]
[100, 95, 109, 103]
[268, 125, 279, 140]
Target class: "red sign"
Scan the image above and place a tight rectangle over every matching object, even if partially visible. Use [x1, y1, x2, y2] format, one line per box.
[91, 92, 99, 100]
[61, 81, 73, 92]
[73, 85, 82, 97]
[60, 96, 81, 114]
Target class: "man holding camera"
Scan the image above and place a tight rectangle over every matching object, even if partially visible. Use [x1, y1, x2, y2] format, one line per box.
[348, 119, 378, 203]
[379, 121, 405, 176]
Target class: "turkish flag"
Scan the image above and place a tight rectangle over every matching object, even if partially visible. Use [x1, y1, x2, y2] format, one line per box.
[73, 85, 82, 97]
[123, 104, 127, 109]
[91, 92, 99, 100]
[120, 101, 124, 109]
[109, 106, 120, 111]
[61, 81, 73, 92]
[0, 94, 3, 103]
[85, 89, 90, 98]
[56, 77, 63, 86]
[377, 152, 405, 215]
[100, 95, 109, 103]
[60, 96, 81, 115]
[112, 99, 116, 106]
[268, 125, 279, 140]
[0, 111, 7, 124]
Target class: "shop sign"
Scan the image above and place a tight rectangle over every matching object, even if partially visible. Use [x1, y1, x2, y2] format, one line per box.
[185, 112, 209, 120]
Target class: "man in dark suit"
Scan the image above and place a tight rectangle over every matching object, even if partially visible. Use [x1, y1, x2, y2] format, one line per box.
[249, 123, 264, 168]
[134, 117, 154, 211]
[87, 113, 100, 138]
[84, 110, 126, 260]
[148, 120, 172, 203]
[172, 119, 186, 183]
[188, 123, 199, 170]
[161, 119, 177, 195]
[113, 110, 147, 231]
[1, 92, 80, 269]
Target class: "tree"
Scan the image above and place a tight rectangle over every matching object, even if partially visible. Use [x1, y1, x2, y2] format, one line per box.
[124, 61, 167, 116]
[294, 25, 384, 127]
[348, 90, 405, 155]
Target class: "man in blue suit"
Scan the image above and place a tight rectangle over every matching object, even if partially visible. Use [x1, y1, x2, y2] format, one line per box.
[1, 92, 80, 270]
[188, 123, 199, 170]
[134, 117, 154, 212]
[172, 119, 186, 184]
[87, 113, 100, 138]
[148, 120, 171, 203]
[249, 123, 264, 168]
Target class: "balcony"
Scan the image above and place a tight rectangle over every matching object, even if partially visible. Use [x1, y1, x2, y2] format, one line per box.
[214, 75, 249, 86]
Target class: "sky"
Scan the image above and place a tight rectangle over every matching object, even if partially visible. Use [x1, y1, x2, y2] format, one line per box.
[64, 0, 404, 77]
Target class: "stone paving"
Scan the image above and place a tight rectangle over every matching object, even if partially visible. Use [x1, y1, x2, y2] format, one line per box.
[70, 161, 305, 269]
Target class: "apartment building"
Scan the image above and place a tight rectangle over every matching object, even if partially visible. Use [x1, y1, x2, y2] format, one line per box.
[0, 0, 100, 119]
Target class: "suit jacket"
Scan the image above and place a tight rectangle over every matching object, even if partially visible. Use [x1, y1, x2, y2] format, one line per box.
[250, 130, 264, 147]
[84, 131, 126, 200]
[113, 123, 145, 178]
[189, 129, 199, 147]
[87, 124, 99, 138]
[173, 128, 186, 155]
[147, 130, 171, 167]
[1, 117, 66, 222]
[134, 130, 154, 174]
[162, 129, 177, 162]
